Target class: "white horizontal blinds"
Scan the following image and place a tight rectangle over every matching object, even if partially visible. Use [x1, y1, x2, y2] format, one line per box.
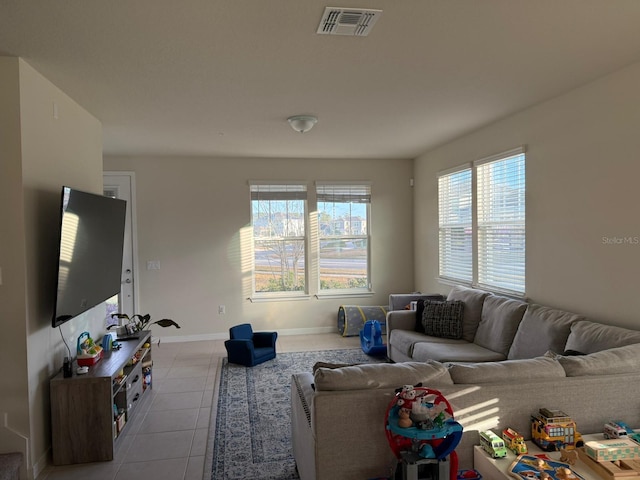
[250, 184, 307, 201]
[476, 152, 526, 295]
[438, 168, 473, 283]
[316, 184, 371, 204]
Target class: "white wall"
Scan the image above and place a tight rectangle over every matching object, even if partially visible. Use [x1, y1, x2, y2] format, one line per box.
[0, 57, 104, 479]
[103, 156, 415, 340]
[414, 61, 640, 328]
[0, 58, 30, 473]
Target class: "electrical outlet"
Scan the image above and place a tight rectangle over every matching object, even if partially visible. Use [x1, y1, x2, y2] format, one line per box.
[218, 305, 226, 315]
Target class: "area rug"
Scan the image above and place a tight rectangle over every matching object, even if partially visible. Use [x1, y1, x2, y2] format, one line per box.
[209, 349, 386, 480]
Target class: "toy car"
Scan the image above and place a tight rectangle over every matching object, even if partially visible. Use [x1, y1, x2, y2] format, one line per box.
[503, 427, 528, 454]
[531, 408, 583, 452]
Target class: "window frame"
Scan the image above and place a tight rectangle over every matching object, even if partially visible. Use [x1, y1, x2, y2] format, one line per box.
[249, 182, 309, 299]
[437, 146, 526, 297]
[315, 182, 372, 296]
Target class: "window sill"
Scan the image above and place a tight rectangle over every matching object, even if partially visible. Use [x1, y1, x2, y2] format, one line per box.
[315, 291, 375, 300]
[248, 294, 310, 303]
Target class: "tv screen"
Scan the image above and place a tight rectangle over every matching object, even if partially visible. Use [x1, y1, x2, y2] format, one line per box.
[52, 186, 127, 328]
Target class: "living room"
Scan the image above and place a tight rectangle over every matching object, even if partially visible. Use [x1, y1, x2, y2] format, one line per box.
[3, 2, 640, 480]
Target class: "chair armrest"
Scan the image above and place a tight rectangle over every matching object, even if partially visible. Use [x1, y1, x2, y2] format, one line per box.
[225, 338, 253, 351]
[253, 331, 278, 348]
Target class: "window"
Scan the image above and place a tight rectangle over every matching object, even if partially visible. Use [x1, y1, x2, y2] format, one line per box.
[438, 147, 526, 296]
[250, 184, 307, 295]
[316, 183, 371, 292]
[438, 168, 473, 283]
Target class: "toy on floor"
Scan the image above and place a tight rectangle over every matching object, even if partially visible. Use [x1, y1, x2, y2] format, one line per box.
[385, 386, 463, 480]
[360, 319, 387, 356]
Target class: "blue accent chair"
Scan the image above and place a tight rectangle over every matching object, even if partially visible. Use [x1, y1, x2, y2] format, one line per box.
[224, 323, 278, 367]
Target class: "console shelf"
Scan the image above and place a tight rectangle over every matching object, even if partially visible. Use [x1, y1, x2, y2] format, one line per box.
[50, 330, 152, 465]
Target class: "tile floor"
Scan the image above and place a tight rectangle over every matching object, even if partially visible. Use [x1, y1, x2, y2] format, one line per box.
[38, 333, 360, 480]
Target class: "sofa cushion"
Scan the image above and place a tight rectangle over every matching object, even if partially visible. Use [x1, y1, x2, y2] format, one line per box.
[564, 320, 640, 354]
[421, 299, 464, 339]
[474, 295, 527, 355]
[412, 341, 505, 363]
[313, 361, 453, 391]
[389, 330, 466, 358]
[447, 285, 491, 342]
[507, 304, 584, 360]
[556, 343, 640, 376]
[447, 356, 566, 384]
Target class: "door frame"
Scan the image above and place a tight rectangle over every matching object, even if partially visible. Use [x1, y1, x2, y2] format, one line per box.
[103, 171, 140, 315]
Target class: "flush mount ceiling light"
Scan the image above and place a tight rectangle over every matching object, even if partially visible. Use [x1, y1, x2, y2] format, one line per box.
[287, 115, 318, 133]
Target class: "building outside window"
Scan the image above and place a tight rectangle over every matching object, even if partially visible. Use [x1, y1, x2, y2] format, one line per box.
[250, 183, 307, 295]
[316, 183, 371, 293]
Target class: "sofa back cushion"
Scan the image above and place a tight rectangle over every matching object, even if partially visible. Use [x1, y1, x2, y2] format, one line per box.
[563, 320, 640, 354]
[313, 361, 453, 391]
[447, 285, 491, 342]
[447, 356, 565, 384]
[507, 304, 584, 359]
[556, 343, 640, 376]
[473, 295, 527, 355]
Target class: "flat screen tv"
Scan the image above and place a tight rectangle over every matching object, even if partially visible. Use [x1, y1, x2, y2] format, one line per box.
[52, 186, 127, 328]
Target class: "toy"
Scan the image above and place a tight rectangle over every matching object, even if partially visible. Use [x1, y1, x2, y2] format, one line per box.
[509, 455, 584, 480]
[503, 427, 528, 454]
[360, 320, 387, 356]
[615, 421, 640, 444]
[531, 408, 583, 452]
[385, 386, 463, 479]
[394, 384, 424, 427]
[397, 408, 413, 428]
[479, 430, 507, 458]
[457, 469, 482, 480]
[76, 331, 103, 366]
[604, 421, 629, 439]
[559, 448, 578, 466]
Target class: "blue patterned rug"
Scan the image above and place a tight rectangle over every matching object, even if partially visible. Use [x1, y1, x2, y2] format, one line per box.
[210, 349, 386, 480]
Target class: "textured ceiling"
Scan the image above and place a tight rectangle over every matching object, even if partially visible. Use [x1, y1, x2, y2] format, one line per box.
[2, 1, 640, 159]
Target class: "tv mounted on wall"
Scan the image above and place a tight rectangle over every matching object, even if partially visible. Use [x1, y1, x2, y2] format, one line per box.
[52, 186, 127, 328]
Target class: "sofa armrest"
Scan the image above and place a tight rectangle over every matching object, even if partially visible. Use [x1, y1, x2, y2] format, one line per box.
[386, 310, 417, 337]
[388, 293, 445, 311]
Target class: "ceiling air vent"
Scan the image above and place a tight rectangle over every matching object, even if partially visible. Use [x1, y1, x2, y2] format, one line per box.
[317, 7, 382, 36]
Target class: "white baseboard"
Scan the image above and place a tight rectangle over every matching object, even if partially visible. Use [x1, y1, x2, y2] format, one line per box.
[155, 326, 336, 343]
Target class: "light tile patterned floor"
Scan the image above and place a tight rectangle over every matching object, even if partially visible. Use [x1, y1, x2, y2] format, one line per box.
[38, 333, 359, 480]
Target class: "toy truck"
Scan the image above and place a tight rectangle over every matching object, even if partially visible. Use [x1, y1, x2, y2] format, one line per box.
[604, 421, 629, 439]
[502, 427, 528, 454]
[531, 408, 583, 452]
[614, 421, 640, 444]
[480, 430, 508, 458]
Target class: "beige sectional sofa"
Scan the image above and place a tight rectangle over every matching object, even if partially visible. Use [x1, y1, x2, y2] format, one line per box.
[290, 286, 640, 480]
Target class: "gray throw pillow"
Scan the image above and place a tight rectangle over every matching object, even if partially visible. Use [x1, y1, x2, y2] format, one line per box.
[422, 300, 464, 339]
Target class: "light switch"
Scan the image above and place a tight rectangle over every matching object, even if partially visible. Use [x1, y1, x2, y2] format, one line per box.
[146, 260, 161, 270]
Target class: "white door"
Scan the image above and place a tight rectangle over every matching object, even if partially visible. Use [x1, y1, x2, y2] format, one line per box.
[103, 172, 138, 322]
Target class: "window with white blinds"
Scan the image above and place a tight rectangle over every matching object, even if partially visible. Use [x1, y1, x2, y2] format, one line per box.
[437, 148, 526, 296]
[316, 183, 371, 292]
[476, 152, 526, 294]
[438, 168, 473, 283]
